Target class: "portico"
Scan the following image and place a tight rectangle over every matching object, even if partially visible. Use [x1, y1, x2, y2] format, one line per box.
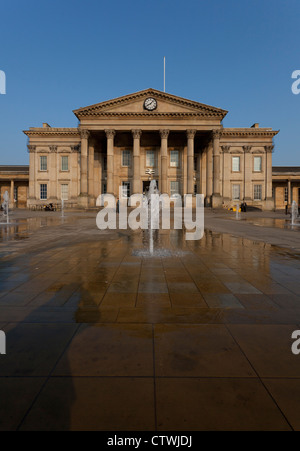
[24, 88, 279, 210]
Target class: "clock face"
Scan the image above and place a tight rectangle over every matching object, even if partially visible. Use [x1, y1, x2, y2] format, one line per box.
[144, 97, 157, 111]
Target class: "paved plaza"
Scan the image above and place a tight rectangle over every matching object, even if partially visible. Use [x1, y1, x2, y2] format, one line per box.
[0, 208, 300, 430]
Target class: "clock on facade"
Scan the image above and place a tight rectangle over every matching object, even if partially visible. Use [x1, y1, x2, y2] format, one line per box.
[144, 97, 157, 111]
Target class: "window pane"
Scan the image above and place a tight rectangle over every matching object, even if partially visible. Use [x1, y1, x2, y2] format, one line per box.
[170, 181, 180, 196]
[254, 156, 262, 172]
[61, 184, 69, 201]
[232, 157, 240, 172]
[40, 156, 47, 171]
[232, 184, 240, 200]
[170, 150, 179, 167]
[61, 156, 69, 171]
[254, 184, 262, 200]
[146, 151, 155, 167]
[122, 150, 131, 167]
[40, 184, 47, 200]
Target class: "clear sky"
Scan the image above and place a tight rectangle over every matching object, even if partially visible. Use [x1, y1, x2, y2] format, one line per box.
[0, 0, 299, 166]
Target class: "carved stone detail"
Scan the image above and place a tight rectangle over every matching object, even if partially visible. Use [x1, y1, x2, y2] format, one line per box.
[27, 145, 36, 153]
[105, 129, 116, 139]
[212, 129, 222, 139]
[80, 129, 90, 139]
[131, 129, 142, 139]
[265, 145, 274, 153]
[243, 146, 252, 153]
[221, 145, 230, 153]
[71, 145, 80, 152]
[159, 129, 170, 139]
[49, 146, 57, 153]
[186, 129, 197, 139]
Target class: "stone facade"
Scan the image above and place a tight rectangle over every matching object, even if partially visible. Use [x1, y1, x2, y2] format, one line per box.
[23, 89, 278, 210]
[273, 167, 300, 210]
[0, 166, 29, 208]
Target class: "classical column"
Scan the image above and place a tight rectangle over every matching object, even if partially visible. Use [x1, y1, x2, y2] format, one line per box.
[212, 129, 222, 207]
[49, 146, 57, 200]
[288, 179, 292, 206]
[79, 130, 90, 204]
[105, 129, 116, 194]
[132, 129, 142, 194]
[205, 144, 213, 206]
[221, 146, 230, 201]
[187, 129, 196, 194]
[159, 129, 169, 194]
[243, 146, 252, 200]
[265, 146, 274, 207]
[88, 140, 95, 205]
[10, 180, 14, 208]
[27, 145, 36, 203]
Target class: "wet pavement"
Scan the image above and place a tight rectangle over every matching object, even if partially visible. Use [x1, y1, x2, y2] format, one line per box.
[0, 209, 300, 430]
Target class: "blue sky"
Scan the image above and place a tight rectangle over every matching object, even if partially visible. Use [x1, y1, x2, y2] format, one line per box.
[0, 0, 299, 165]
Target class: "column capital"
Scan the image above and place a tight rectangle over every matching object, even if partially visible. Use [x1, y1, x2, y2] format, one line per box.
[265, 145, 274, 153]
[79, 129, 90, 139]
[159, 129, 170, 139]
[49, 146, 57, 153]
[221, 145, 230, 153]
[186, 129, 197, 139]
[243, 145, 252, 153]
[131, 129, 142, 139]
[212, 129, 222, 140]
[27, 145, 36, 153]
[105, 129, 116, 139]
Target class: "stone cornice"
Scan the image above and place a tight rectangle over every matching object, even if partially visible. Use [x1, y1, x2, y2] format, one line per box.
[222, 129, 279, 138]
[23, 128, 80, 137]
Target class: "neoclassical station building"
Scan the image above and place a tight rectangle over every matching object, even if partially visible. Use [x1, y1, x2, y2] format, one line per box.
[23, 88, 278, 209]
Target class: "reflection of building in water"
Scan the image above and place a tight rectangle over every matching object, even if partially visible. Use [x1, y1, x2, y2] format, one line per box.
[272, 167, 300, 210]
[0, 165, 29, 208]
[23, 88, 278, 211]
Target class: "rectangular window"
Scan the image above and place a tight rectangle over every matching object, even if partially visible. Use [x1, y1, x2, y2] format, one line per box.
[14, 186, 18, 201]
[40, 156, 47, 171]
[254, 156, 262, 172]
[146, 150, 155, 167]
[170, 181, 180, 196]
[61, 156, 69, 171]
[122, 150, 131, 167]
[103, 183, 107, 194]
[194, 184, 198, 195]
[122, 181, 130, 198]
[254, 184, 262, 201]
[232, 184, 240, 200]
[61, 184, 69, 201]
[232, 156, 240, 172]
[40, 184, 47, 200]
[103, 156, 107, 171]
[170, 150, 179, 167]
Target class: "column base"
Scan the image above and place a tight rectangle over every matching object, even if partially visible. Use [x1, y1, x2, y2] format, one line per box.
[212, 193, 223, 208]
[78, 194, 89, 208]
[205, 195, 212, 207]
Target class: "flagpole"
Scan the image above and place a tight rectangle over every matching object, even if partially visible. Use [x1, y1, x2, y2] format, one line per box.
[164, 56, 166, 93]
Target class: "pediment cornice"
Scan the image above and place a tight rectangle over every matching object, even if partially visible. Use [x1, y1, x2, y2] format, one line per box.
[73, 88, 228, 119]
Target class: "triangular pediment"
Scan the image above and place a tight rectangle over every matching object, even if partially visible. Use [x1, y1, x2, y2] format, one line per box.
[73, 88, 228, 119]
